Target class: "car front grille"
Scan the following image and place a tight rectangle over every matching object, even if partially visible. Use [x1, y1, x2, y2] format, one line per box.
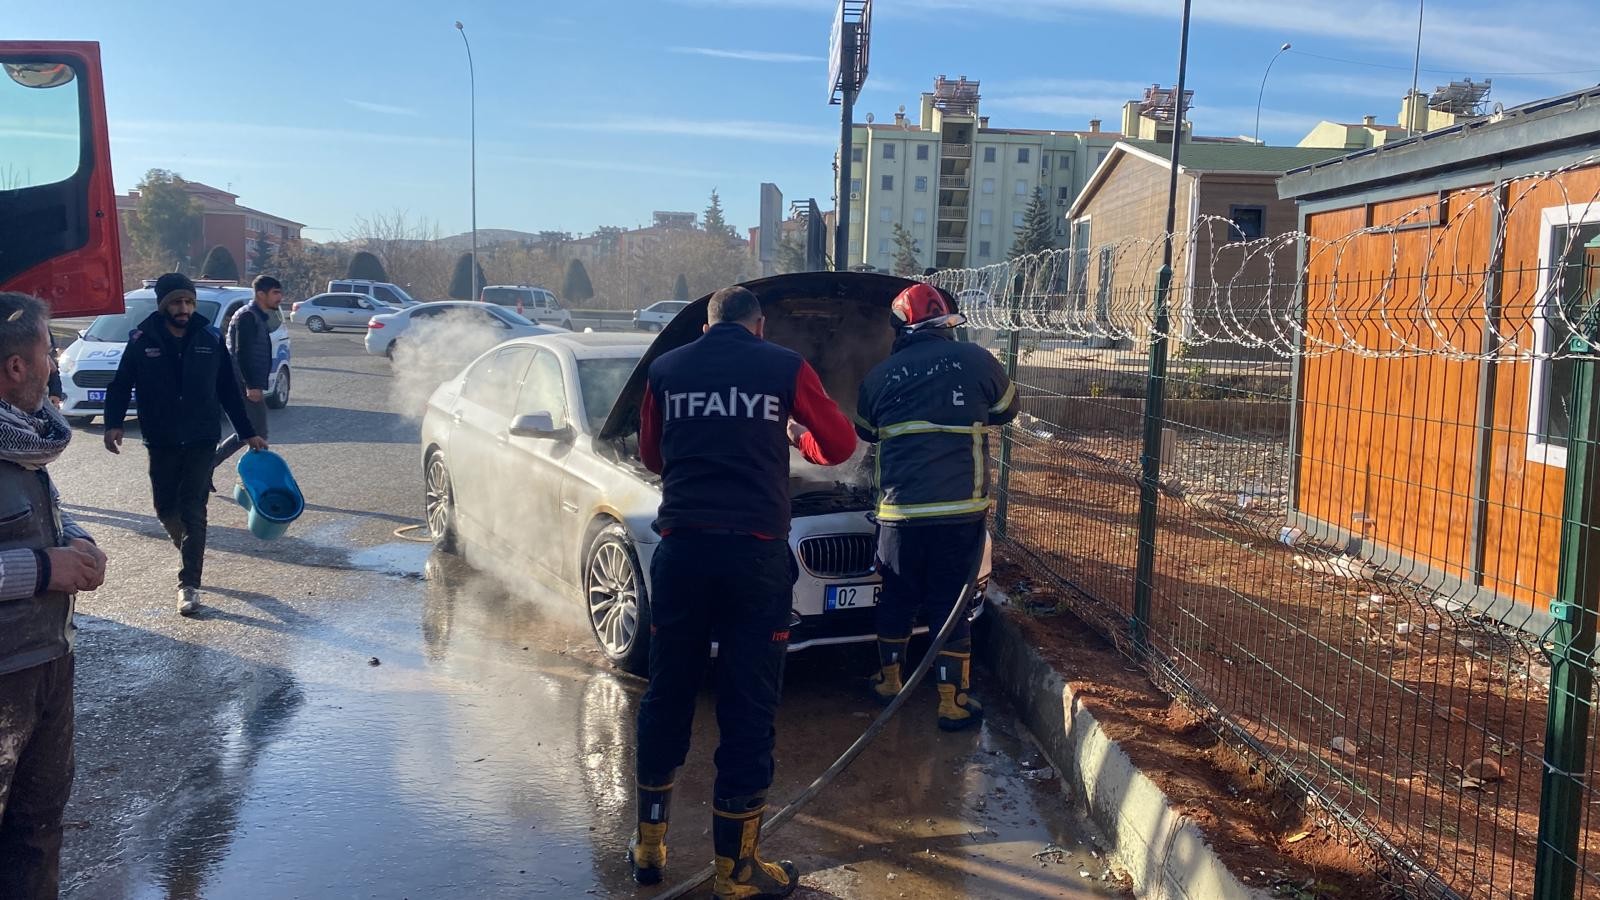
[798, 534, 876, 578]
[72, 371, 115, 389]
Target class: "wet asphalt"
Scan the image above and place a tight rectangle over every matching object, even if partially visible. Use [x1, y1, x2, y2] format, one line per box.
[46, 325, 1126, 899]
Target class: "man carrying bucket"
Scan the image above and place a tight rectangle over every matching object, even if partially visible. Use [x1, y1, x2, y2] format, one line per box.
[104, 274, 266, 616]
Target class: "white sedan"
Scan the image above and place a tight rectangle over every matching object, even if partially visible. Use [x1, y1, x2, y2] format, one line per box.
[419, 273, 990, 674]
[364, 301, 562, 360]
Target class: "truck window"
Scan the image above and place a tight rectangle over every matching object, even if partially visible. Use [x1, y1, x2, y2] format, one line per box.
[0, 43, 123, 316]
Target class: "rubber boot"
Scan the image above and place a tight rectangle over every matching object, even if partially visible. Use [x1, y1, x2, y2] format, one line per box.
[628, 776, 673, 885]
[935, 646, 984, 732]
[711, 794, 798, 899]
[867, 637, 908, 704]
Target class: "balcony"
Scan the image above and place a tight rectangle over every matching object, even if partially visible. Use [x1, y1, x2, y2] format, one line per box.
[939, 176, 971, 190]
[936, 236, 967, 252]
[938, 205, 969, 221]
[942, 143, 973, 159]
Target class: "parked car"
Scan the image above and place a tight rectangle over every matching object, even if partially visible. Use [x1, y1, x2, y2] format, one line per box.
[328, 279, 422, 308]
[478, 284, 573, 330]
[59, 284, 292, 425]
[365, 301, 564, 360]
[419, 272, 991, 675]
[632, 300, 689, 332]
[293, 292, 398, 332]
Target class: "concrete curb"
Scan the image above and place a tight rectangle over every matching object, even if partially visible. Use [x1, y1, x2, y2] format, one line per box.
[977, 590, 1273, 900]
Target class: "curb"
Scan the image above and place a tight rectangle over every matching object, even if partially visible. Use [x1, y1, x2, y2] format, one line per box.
[977, 590, 1272, 900]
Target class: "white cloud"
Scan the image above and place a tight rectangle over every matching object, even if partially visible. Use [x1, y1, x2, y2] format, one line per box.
[346, 99, 420, 117]
[669, 46, 823, 63]
[549, 117, 836, 146]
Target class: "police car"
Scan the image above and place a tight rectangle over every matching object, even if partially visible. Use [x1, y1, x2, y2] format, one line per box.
[57, 282, 292, 426]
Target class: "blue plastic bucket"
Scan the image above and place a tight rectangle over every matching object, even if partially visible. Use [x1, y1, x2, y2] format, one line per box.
[234, 450, 304, 540]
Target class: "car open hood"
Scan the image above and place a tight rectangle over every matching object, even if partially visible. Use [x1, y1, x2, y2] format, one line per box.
[599, 271, 955, 442]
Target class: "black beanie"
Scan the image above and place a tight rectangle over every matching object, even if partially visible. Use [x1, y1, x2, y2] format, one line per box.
[154, 272, 196, 302]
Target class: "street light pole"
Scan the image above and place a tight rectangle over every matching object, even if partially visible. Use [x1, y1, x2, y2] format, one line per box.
[1253, 42, 1291, 145]
[455, 20, 478, 300]
[1407, 0, 1425, 136]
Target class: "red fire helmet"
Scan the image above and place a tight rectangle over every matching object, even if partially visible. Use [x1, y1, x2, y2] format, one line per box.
[890, 283, 966, 331]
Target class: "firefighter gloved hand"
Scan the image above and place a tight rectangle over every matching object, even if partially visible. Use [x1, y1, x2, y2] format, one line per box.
[785, 419, 808, 448]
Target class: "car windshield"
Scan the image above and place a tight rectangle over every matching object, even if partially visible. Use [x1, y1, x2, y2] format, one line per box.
[577, 357, 641, 432]
[481, 288, 529, 307]
[83, 298, 224, 341]
[491, 306, 535, 326]
[658, 302, 687, 313]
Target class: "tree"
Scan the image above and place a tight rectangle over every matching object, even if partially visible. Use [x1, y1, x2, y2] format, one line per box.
[702, 190, 737, 243]
[775, 231, 808, 275]
[1010, 187, 1055, 260]
[563, 258, 595, 305]
[347, 250, 388, 281]
[250, 231, 275, 277]
[127, 169, 203, 273]
[345, 210, 450, 299]
[891, 224, 922, 277]
[198, 245, 240, 282]
[672, 273, 689, 302]
[273, 241, 348, 301]
[448, 252, 488, 300]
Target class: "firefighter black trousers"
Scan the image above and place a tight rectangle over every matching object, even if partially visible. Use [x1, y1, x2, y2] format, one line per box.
[635, 532, 795, 800]
[149, 444, 214, 588]
[874, 519, 986, 646]
[0, 653, 74, 900]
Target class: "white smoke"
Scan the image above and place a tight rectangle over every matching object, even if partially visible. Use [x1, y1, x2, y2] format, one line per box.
[389, 312, 520, 421]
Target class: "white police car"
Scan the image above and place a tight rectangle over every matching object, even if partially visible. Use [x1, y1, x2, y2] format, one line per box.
[57, 283, 291, 426]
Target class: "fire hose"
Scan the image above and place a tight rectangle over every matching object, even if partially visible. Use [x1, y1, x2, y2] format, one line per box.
[651, 553, 985, 899]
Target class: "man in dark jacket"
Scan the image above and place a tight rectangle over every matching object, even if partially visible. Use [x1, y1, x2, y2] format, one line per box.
[0, 292, 105, 900]
[104, 273, 265, 616]
[212, 274, 282, 472]
[855, 283, 1018, 731]
[629, 286, 856, 898]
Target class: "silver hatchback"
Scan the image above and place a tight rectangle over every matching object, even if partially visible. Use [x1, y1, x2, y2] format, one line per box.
[293, 293, 397, 332]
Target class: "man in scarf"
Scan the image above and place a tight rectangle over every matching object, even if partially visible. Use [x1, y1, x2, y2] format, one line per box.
[212, 274, 284, 473]
[0, 292, 106, 899]
[103, 273, 265, 616]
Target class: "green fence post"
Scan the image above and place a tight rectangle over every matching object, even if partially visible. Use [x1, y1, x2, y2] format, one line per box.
[1131, 265, 1175, 649]
[1534, 332, 1600, 900]
[994, 324, 1021, 540]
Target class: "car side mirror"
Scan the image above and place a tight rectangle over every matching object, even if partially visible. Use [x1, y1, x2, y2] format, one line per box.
[510, 412, 572, 442]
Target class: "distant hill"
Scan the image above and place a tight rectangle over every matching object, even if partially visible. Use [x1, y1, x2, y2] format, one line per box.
[437, 229, 548, 251]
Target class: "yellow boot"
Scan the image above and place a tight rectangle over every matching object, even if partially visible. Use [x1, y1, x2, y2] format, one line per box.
[628, 777, 673, 885]
[935, 648, 984, 731]
[711, 795, 798, 899]
[868, 637, 909, 704]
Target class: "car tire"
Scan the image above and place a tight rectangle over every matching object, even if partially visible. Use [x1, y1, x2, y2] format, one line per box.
[424, 450, 459, 553]
[305, 316, 328, 333]
[385, 339, 399, 361]
[265, 367, 290, 409]
[65, 415, 95, 427]
[584, 522, 650, 675]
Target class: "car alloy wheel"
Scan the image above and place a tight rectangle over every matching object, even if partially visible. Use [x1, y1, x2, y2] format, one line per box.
[305, 316, 328, 333]
[424, 451, 458, 552]
[585, 523, 650, 674]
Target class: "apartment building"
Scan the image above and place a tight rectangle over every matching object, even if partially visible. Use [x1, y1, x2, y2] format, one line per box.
[116, 181, 303, 278]
[842, 76, 1125, 271]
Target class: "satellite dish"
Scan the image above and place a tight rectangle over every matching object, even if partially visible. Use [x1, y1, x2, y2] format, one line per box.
[898, 104, 906, 113]
[865, 112, 875, 123]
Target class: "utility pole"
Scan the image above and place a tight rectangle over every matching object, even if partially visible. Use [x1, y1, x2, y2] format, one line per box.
[834, 23, 857, 273]
[455, 21, 479, 300]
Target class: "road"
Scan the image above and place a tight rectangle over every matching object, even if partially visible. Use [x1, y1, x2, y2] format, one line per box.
[47, 324, 1125, 899]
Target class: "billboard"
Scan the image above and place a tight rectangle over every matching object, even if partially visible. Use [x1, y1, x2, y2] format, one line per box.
[758, 183, 783, 277]
[827, 0, 871, 104]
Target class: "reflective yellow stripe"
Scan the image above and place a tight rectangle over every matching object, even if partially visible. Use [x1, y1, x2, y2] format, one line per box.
[849, 410, 873, 431]
[877, 420, 986, 439]
[972, 427, 985, 500]
[990, 383, 1016, 414]
[876, 498, 993, 521]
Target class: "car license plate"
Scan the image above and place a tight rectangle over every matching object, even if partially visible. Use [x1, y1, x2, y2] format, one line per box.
[87, 390, 105, 401]
[825, 583, 880, 611]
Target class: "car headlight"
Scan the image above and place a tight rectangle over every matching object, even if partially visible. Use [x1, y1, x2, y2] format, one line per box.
[58, 355, 75, 376]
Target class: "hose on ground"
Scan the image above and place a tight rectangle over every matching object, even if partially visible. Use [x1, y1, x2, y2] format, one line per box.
[651, 553, 985, 899]
[393, 523, 434, 543]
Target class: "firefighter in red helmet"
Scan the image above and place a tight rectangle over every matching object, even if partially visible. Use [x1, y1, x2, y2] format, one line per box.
[854, 282, 1019, 730]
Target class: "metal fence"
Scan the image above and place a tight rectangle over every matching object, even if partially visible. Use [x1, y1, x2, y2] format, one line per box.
[926, 162, 1600, 899]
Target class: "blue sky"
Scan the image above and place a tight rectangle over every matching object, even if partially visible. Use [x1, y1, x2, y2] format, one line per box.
[11, 0, 1600, 241]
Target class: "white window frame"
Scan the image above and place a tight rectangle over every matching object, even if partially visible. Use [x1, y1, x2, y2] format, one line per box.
[1015, 179, 1028, 197]
[912, 208, 927, 224]
[981, 178, 995, 195]
[978, 209, 993, 226]
[1529, 203, 1600, 468]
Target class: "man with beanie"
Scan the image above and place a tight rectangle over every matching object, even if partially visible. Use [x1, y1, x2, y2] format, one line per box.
[0, 292, 105, 899]
[856, 283, 1017, 731]
[213, 274, 283, 473]
[103, 273, 266, 616]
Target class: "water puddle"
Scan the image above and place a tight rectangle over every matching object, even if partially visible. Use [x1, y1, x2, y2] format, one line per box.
[348, 542, 432, 578]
